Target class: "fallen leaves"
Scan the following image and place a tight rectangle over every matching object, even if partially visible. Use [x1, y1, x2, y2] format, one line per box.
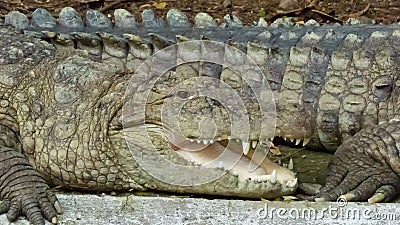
[153, 2, 167, 9]
[279, 0, 299, 11]
[348, 3, 370, 18]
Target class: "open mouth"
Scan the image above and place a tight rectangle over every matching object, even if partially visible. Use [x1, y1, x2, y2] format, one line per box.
[167, 134, 298, 189]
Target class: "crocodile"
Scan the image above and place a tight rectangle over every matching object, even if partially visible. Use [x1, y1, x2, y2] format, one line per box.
[1, 6, 400, 224]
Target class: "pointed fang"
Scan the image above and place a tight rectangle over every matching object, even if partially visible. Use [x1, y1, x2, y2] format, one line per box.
[302, 138, 311, 146]
[288, 158, 294, 170]
[288, 178, 297, 188]
[242, 141, 250, 155]
[270, 170, 277, 184]
[251, 140, 258, 149]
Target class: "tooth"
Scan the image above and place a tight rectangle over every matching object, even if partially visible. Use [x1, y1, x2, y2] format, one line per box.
[302, 138, 311, 146]
[203, 140, 209, 145]
[278, 159, 282, 166]
[196, 140, 201, 144]
[218, 161, 224, 168]
[242, 141, 250, 155]
[288, 178, 298, 188]
[288, 158, 294, 170]
[270, 170, 277, 184]
[217, 137, 222, 141]
[228, 136, 232, 140]
[251, 140, 258, 148]
[290, 138, 294, 142]
[295, 139, 301, 145]
[189, 139, 194, 142]
[210, 140, 214, 144]
[236, 139, 240, 142]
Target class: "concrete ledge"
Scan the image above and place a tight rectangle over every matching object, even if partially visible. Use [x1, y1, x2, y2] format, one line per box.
[2, 194, 400, 224]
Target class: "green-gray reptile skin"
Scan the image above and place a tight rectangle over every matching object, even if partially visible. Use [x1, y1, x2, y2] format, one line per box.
[1, 7, 400, 225]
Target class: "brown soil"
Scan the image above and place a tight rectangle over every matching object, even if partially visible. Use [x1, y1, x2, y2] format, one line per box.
[0, 0, 399, 25]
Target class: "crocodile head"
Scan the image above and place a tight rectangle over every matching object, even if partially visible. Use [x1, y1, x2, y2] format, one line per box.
[118, 42, 297, 199]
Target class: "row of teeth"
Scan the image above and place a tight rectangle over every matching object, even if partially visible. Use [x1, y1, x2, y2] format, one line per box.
[275, 158, 294, 170]
[187, 136, 311, 154]
[249, 169, 298, 187]
[187, 138, 264, 155]
[280, 136, 311, 147]
[216, 157, 294, 174]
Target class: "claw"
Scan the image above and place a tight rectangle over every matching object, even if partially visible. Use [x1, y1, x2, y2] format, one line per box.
[54, 201, 63, 214]
[52, 217, 57, 224]
[368, 193, 386, 203]
[340, 193, 356, 201]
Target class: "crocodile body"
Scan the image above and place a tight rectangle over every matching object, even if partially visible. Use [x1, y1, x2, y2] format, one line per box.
[1, 7, 400, 224]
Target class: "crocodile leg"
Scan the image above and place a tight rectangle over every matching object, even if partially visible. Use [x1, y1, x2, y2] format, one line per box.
[314, 120, 400, 203]
[0, 125, 61, 224]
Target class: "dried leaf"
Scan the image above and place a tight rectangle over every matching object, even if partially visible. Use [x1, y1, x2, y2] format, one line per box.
[269, 147, 282, 156]
[153, 2, 167, 9]
[139, 4, 152, 9]
[279, 0, 299, 11]
[258, 8, 266, 18]
[76, 0, 99, 3]
[348, 3, 370, 18]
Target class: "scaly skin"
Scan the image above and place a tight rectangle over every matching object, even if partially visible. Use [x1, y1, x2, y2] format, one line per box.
[2, 7, 400, 224]
[314, 119, 400, 203]
[0, 25, 295, 224]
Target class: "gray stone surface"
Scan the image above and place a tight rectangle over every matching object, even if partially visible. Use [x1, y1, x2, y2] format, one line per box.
[2, 194, 400, 225]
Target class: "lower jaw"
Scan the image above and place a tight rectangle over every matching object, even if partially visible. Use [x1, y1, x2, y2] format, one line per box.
[167, 135, 298, 189]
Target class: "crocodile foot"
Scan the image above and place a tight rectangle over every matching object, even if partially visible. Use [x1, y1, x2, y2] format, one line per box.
[0, 147, 62, 225]
[313, 121, 400, 203]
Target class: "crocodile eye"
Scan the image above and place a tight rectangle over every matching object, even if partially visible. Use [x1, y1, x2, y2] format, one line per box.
[176, 90, 190, 99]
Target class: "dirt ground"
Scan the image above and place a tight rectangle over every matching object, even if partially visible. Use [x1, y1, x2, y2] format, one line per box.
[0, 0, 399, 25]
